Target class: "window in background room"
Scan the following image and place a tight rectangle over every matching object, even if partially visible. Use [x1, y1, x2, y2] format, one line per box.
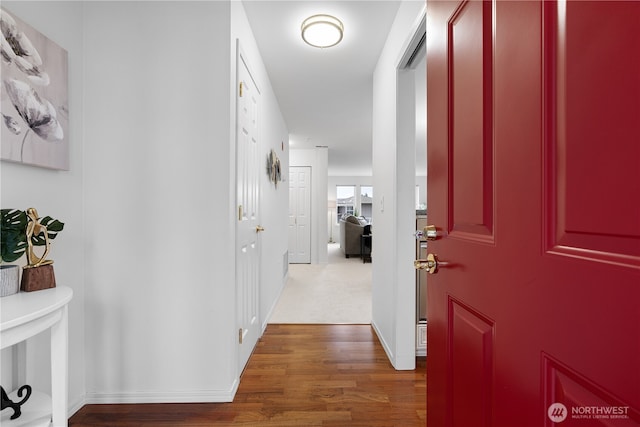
[360, 186, 373, 221]
[336, 185, 355, 220]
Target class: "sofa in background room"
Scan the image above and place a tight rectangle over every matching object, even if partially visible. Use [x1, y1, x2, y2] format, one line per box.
[339, 215, 371, 258]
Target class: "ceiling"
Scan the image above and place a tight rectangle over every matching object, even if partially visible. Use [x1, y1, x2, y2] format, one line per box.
[242, 1, 404, 176]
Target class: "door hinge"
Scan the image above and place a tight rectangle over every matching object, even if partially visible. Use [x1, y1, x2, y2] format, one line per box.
[239, 328, 243, 344]
[239, 82, 243, 97]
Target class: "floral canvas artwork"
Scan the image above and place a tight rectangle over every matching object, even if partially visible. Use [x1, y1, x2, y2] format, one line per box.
[1, 8, 69, 170]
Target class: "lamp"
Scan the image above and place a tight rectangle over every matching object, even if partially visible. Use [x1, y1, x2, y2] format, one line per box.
[301, 14, 344, 48]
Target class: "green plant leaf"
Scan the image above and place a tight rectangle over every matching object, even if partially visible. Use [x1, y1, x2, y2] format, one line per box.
[1, 209, 28, 262]
[1, 210, 64, 262]
[29, 216, 65, 246]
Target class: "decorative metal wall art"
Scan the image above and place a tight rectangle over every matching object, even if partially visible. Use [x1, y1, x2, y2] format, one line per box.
[267, 149, 281, 187]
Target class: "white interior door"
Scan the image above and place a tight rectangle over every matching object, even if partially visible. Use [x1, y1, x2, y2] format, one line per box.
[288, 166, 311, 264]
[236, 46, 261, 372]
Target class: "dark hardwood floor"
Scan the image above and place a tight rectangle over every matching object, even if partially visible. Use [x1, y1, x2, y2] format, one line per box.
[70, 324, 426, 426]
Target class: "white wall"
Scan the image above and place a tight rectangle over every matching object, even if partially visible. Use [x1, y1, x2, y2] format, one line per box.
[371, 0, 425, 370]
[0, 1, 86, 413]
[81, 0, 289, 404]
[229, 2, 290, 332]
[290, 147, 328, 264]
[0, 1, 288, 410]
[83, 1, 238, 403]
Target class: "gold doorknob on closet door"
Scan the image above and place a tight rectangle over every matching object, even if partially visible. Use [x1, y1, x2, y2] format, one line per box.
[256, 225, 265, 233]
[414, 253, 449, 274]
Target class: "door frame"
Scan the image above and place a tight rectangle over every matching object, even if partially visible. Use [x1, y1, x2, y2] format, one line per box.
[387, 5, 427, 370]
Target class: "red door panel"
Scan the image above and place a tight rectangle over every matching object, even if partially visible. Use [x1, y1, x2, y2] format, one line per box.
[541, 1, 640, 424]
[426, 1, 640, 426]
[450, 298, 495, 427]
[545, 0, 640, 264]
[449, 0, 494, 241]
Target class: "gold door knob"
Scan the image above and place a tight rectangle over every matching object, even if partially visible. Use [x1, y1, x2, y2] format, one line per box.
[256, 225, 265, 233]
[414, 253, 449, 274]
[425, 225, 439, 241]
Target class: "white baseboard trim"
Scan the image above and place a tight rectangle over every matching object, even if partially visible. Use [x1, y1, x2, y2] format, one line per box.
[68, 395, 87, 418]
[371, 319, 418, 370]
[84, 381, 238, 405]
[371, 319, 395, 367]
[394, 353, 417, 370]
[262, 275, 287, 331]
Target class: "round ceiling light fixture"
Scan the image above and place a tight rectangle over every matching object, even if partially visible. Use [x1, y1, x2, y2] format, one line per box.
[301, 14, 344, 48]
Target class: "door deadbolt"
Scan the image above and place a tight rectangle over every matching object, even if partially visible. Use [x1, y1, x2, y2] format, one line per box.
[415, 225, 440, 241]
[425, 225, 438, 241]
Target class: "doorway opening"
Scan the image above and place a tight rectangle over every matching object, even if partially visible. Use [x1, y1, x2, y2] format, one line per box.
[396, 10, 427, 357]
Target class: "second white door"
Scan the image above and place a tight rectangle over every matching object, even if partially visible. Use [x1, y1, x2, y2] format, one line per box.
[288, 166, 311, 264]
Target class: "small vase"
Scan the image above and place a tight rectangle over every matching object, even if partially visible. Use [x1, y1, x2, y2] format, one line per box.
[0, 264, 21, 297]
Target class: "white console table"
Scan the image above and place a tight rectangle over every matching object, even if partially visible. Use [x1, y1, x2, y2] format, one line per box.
[1, 286, 72, 427]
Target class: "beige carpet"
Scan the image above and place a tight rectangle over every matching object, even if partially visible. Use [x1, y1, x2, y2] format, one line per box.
[269, 243, 372, 324]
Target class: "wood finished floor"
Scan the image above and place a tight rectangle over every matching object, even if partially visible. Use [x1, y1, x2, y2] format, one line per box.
[70, 324, 426, 426]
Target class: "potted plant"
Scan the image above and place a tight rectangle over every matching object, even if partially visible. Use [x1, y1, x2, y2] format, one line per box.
[0, 208, 64, 296]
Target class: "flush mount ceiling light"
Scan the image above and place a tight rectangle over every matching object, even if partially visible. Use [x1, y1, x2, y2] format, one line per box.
[301, 14, 344, 48]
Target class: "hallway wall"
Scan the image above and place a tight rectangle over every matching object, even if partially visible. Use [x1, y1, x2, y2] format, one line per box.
[83, 0, 289, 403]
[83, 1, 236, 402]
[0, 1, 86, 411]
[371, 0, 425, 370]
[2, 0, 288, 412]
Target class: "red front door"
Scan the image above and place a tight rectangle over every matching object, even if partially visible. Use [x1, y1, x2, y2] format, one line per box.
[426, 1, 640, 426]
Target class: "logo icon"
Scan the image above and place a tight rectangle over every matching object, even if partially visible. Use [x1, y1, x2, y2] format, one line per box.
[548, 403, 568, 423]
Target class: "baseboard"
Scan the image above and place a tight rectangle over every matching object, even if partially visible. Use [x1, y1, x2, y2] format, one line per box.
[84, 381, 238, 404]
[68, 394, 86, 417]
[371, 319, 395, 366]
[371, 320, 418, 370]
[394, 353, 417, 370]
[263, 298, 279, 332]
[262, 275, 287, 331]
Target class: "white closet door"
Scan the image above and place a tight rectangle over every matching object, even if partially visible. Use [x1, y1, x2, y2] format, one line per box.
[288, 166, 311, 264]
